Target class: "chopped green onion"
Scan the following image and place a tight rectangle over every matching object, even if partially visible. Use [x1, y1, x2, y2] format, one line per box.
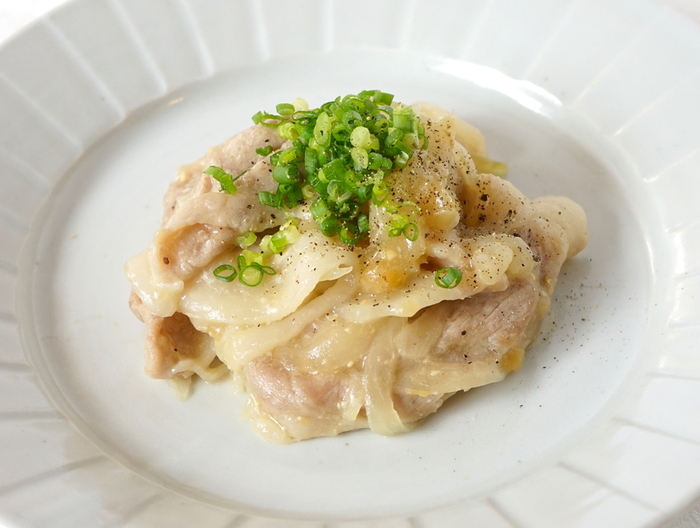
[372, 181, 390, 205]
[357, 213, 370, 234]
[278, 122, 298, 140]
[252, 111, 283, 127]
[251, 110, 265, 124]
[368, 152, 385, 170]
[388, 225, 405, 238]
[339, 224, 360, 245]
[262, 223, 301, 254]
[237, 231, 257, 248]
[387, 214, 419, 240]
[261, 264, 276, 275]
[350, 126, 372, 149]
[364, 90, 394, 105]
[239, 262, 271, 287]
[213, 264, 238, 282]
[213, 250, 277, 287]
[272, 165, 298, 184]
[256, 145, 274, 156]
[392, 104, 416, 133]
[301, 183, 315, 200]
[351, 147, 369, 169]
[278, 147, 299, 164]
[318, 216, 340, 237]
[268, 233, 288, 254]
[204, 165, 240, 194]
[276, 103, 296, 116]
[258, 190, 280, 208]
[435, 267, 462, 289]
[310, 196, 331, 220]
[251, 91, 428, 243]
[314, 111, 331, 147]
[393, 150, 411, 169]
[292, 98, 309, 111]
[239, 249, 264, 267]
[403, 222, 419, 241]
[304, 147, 318, 177]
[213, 219, 303, 286]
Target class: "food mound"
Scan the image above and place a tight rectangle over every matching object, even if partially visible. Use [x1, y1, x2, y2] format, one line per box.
[125, 91, 588, 443]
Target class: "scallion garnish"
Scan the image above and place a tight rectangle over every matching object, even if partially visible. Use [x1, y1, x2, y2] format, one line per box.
[213, 264, 238, 282]
[237, 231, 257, 248]
[239, 262, 276, 287]
[251, 90, 427, 243]
[387, 214, 420, 241]
[204, 165, 241, 194]
[435, 267, 462, 289]
[260, 219, 301, 255]
[256, 145, 274, 156]
[213, 252, 277, 287]
[402, 222, 419, 242]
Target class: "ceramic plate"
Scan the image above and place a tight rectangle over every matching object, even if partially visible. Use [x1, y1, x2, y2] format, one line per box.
[2, 0, 700, 526]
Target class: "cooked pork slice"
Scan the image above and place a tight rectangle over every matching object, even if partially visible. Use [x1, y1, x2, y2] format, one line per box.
[244, 355, 366, 441]
[150, 126, 288, 284]
[126, 99, 589, 443]
[162, 125, 285, 225]
[434, 277, 543, 364]
[240, 190, 583, 441]
[163, 155, 283, 233]
[153, 224, 236, 282]
[129, 292, 218, 380]
[392, 392, 449, 423]
[240, 278, 546, 442]
[460, 171, 588, 286]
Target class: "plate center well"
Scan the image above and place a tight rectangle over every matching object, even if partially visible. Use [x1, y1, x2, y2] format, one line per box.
[19, 52, 654, 519]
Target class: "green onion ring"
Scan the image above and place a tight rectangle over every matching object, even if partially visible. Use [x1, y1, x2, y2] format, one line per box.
[403, 222, 419, 241]
[238, 264, 265, 287]
[213, 264, 238, 282]
[435, 267, 462, 289]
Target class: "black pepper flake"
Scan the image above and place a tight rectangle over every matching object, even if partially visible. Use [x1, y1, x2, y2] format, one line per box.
[163, 257, 170, 264]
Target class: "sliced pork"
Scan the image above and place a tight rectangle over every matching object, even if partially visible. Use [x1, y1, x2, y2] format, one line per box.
[125, 104, 588, 442]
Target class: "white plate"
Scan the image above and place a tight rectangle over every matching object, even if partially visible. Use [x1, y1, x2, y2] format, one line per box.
[2, 0, 700, 526]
